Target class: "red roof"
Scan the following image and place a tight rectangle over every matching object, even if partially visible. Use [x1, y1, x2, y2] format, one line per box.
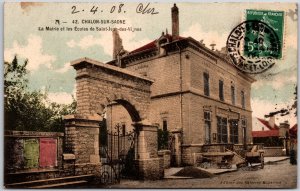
[130, 34, 185, 54]
[130, 40, 156, 54]
[257, 118, 279, 130]
[252, 130, 279, 137]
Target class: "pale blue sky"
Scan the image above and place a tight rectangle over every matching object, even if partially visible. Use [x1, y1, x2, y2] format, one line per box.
[4, 2, 298, 124]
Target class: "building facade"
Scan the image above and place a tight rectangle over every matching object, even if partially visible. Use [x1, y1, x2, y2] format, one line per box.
[105, 4, 255, 166]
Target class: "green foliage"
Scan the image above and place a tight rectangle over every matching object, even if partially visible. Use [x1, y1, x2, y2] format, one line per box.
[157, 128, 169, 150]
[4, 56, 76, 132]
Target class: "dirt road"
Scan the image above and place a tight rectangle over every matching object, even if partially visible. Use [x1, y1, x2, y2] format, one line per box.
[108, 160, 297, 189]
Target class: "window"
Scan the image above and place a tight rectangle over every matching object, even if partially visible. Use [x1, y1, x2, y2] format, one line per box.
[204, 111, 211, 144]
[163, 119, 168, 131]
[231, 86, 235, 105]
[241, 118, 247, 146]
[229, 120, 239, 144]
[241, 91, 245, 109]
[203, 72, 210, 96]
[158, 119, 169, 150]
[217, 116, 228, 143]
[219, 80, 224, 101]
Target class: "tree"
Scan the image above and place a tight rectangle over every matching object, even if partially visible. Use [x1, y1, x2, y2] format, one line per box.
[4, 56, 76, 132]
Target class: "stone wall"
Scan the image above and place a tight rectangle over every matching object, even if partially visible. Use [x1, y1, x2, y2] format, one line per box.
[264, 147, 285, 157]
[126, 53, 183, 97]
[188, 48, 253, 111]
[158, 150, 171, 169]
[133, 124, 164, 180]
[135, 158, 164, 180]
[64, 115, 101, 176]
[4, 131, 64, 184]
[181, 145, 203, 166]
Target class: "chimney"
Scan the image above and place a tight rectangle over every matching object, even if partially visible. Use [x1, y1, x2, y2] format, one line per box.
[268, 116, 275, 128]
[171, 3, 179, 38]
[112, 29, 123, 60]
[210, 43, 216, 51]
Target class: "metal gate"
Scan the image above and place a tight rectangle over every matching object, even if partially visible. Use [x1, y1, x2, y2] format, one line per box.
[99, 123, 136, 184]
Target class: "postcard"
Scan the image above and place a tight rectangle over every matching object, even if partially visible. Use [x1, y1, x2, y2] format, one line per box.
[3, 2, 298, 189]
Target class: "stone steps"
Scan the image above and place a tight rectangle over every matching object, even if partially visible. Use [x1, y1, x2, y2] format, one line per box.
[5, 174, 94, 188]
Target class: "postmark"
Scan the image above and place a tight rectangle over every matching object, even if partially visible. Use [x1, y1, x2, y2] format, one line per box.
[226, 20, 281, 74]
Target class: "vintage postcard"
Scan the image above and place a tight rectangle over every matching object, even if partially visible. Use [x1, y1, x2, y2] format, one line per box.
[3, 2, 298, 189]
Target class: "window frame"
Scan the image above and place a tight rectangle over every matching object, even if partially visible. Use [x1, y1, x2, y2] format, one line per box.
[231, 85, 235, 105]
[229, 119, 239, 144]
[241, 118, 247, 145]
[219, 80, 224, 101]
[217, 116, 228, 143]
[163, 119, 168, 131]
[204, 111, 211, 144]
[241, 91, 245, 109]
[203, 72, 210, 96]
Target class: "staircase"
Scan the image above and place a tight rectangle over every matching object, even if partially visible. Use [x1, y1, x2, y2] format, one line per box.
[5, 174, 94, 189]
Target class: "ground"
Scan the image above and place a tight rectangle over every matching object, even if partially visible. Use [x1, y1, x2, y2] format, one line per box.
[106, 160, 297, 189]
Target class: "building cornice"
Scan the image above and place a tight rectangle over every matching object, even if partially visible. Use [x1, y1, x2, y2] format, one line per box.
[71, 57, 154, 84]
[150, 88, 253, 113]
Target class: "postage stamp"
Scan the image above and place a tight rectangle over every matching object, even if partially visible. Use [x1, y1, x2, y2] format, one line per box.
[245, 10, 285, 59]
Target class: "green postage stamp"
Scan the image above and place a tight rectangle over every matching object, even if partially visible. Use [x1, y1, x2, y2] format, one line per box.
[245, 9, 284, 59]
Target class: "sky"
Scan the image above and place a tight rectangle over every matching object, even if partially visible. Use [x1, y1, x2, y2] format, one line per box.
[4, 2, 298, 125]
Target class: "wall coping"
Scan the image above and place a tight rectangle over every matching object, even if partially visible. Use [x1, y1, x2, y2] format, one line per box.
[4, 130, 64, 137]
[264, 146, 285, 149]
[158, 150, 171, 155]
[63, 114, 102, 121]
[71, 57, 154, 83]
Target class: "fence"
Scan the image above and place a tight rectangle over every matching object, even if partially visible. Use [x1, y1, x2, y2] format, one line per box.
[263, 146, 285, 157]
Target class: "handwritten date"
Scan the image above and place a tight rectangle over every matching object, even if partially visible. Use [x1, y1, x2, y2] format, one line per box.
[71, 3, 159, 15]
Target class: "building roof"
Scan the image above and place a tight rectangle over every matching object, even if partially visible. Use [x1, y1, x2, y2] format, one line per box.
[109, 32, 255, 83]
[129, 33, 185, 54]
[252, 130, 279, 138]
[257, 118, 279, 130]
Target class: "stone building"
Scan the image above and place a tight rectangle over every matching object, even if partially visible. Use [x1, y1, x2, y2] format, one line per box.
[104, 4, 255, 166]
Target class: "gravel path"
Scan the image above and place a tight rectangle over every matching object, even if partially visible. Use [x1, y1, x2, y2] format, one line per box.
[107, 160, 297, 189]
